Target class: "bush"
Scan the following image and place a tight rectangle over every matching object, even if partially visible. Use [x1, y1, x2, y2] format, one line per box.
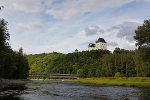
[114, 72, 122, 77]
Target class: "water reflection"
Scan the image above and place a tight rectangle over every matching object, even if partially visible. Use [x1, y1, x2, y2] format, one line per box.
[139, 89, 150, 100]
[1, 80, 150, 100]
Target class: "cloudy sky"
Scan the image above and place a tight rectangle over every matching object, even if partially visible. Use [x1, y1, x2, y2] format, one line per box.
[0, 0, 150, 54]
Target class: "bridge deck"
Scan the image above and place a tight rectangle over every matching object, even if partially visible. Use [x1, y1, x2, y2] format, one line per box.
[28, 74, 79, 79]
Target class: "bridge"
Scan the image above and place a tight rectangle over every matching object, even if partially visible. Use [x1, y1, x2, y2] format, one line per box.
[28, 74, 79, 79]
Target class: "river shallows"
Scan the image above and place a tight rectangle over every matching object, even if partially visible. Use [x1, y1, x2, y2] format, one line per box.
[1, 80, 150, 100]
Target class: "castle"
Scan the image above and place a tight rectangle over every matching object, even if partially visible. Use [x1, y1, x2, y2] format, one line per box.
[88, 38, 107, 51]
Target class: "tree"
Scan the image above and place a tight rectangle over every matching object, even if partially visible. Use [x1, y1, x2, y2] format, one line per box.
[0, 19, 10, 47]
[0, 19, 10, 78]
[3, 47, 17, 78]
[19, 47, 23, 55]
[77, 69, 84, 77]
[134, 19, 150, 76]
[134, 19, 150, 48]
[133, 50, 147, 77]
[0, 18, 29, 79]
[101, 54, 114, 77]
[12, 49, 30, 79]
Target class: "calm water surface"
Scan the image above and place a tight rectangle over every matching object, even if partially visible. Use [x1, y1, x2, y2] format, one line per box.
[1, 80, 150, 100]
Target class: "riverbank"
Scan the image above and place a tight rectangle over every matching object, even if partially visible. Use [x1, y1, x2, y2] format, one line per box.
[0, 79, 31, 90]
[25, 77, 150, 88]
[9, 79, 31, 85]
[0, 79, 11, 90]
[72, 77, 150, 88]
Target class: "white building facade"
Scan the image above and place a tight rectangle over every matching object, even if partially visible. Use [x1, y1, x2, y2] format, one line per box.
[88, 38, 107, 51]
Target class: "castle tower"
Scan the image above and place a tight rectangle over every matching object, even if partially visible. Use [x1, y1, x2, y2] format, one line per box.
[95, 38, 107, 50]
[88, 43, 95, 51]
[75, 49, 78, 53]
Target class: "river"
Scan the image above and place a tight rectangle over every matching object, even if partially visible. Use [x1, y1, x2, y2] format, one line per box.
[1, 80, 150, 100]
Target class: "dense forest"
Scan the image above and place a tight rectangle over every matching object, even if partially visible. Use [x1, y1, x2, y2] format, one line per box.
[0, 18, 29, 79]
[27, 19, 150, 78]
[27, 48, 150, 77]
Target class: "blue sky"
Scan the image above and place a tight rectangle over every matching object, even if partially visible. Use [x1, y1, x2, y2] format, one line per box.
[0, 0, 150, 54]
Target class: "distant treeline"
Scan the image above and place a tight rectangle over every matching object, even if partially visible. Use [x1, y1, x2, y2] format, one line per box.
[27, 48, 150, 77]
[0, 19, 29, 79]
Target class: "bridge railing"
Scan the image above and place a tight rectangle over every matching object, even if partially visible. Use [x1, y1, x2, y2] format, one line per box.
[29, 74, 78, 76]
[28, 74, 79, 79]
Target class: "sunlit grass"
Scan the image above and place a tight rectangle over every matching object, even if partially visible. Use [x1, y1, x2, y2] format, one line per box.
[72, 77, 150, 88]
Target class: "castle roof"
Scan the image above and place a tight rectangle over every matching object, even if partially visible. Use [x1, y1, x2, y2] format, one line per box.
[96, 38, 106, 43]
[88, 43, 95, 47]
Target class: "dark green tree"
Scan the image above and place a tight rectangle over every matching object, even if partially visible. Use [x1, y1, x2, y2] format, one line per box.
[0, 18, 29, 79]
[0, 19, 10, 78]
[133, 50, 147, 77]
[134, 19, 150, 48]
[134, 19, 150, 76]
[12, 48, 30, 79]
[3, 47, 17, 78]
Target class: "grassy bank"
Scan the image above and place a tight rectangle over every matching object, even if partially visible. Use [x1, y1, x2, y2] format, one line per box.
[72, 77, 150, 88]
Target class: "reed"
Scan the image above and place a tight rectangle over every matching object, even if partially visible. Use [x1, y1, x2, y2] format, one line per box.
[73, 77, 150, 88]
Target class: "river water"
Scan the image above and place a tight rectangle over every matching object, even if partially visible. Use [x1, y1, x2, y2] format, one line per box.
[1, 80, 150, 100]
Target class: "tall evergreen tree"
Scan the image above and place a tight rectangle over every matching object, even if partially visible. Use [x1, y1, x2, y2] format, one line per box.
[0, 19, 10, 78]
[0, 18, 29, 79]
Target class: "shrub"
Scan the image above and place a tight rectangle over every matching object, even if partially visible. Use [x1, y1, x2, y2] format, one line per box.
[114, 72, 122, 77]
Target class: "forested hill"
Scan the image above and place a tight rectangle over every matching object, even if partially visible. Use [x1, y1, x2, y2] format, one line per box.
[26, 48, 150, 78]
[26, 52, 62, 75]
[26, 50, 110, 77]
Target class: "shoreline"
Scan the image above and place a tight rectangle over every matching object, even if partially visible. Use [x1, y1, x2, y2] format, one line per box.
[71, 77, 150, 88]
[0, 79, 11, 90]
[1, 77, 150, 89]
[28, 77, 150, 88]
[0, 79, 31, 90]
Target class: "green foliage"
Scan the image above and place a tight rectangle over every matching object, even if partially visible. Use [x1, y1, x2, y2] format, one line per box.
[77, 69, 83, 77]
[12, 49, 30, 79]
[27, 48, 149, 78]
[133, 50, 145, 77]
[114, 72, 122, 77]
[0, 19, 29, 79]
[75, 77, 150, 88]
[27, 53, 61, 74]
[27, 49, 143, 78]
[27, 50, 111, 77]
[134, 19, 150, 76]
[134, 19, 150, 48]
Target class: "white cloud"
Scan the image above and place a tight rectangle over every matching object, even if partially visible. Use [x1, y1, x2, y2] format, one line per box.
[107, 41, 118, 46]
[84, 25, 104, 36]
[110, 21, 141, 43]
[145, 0, 150, 2]
[0, 0, 44, 13]
[123, 42, 136, 50]
[1, 0, 149, 54]
[16, 22, 42, 31]
[45, 0, 133, 20]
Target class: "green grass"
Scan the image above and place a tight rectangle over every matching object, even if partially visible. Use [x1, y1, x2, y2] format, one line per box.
[72, 77, 150, 88]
